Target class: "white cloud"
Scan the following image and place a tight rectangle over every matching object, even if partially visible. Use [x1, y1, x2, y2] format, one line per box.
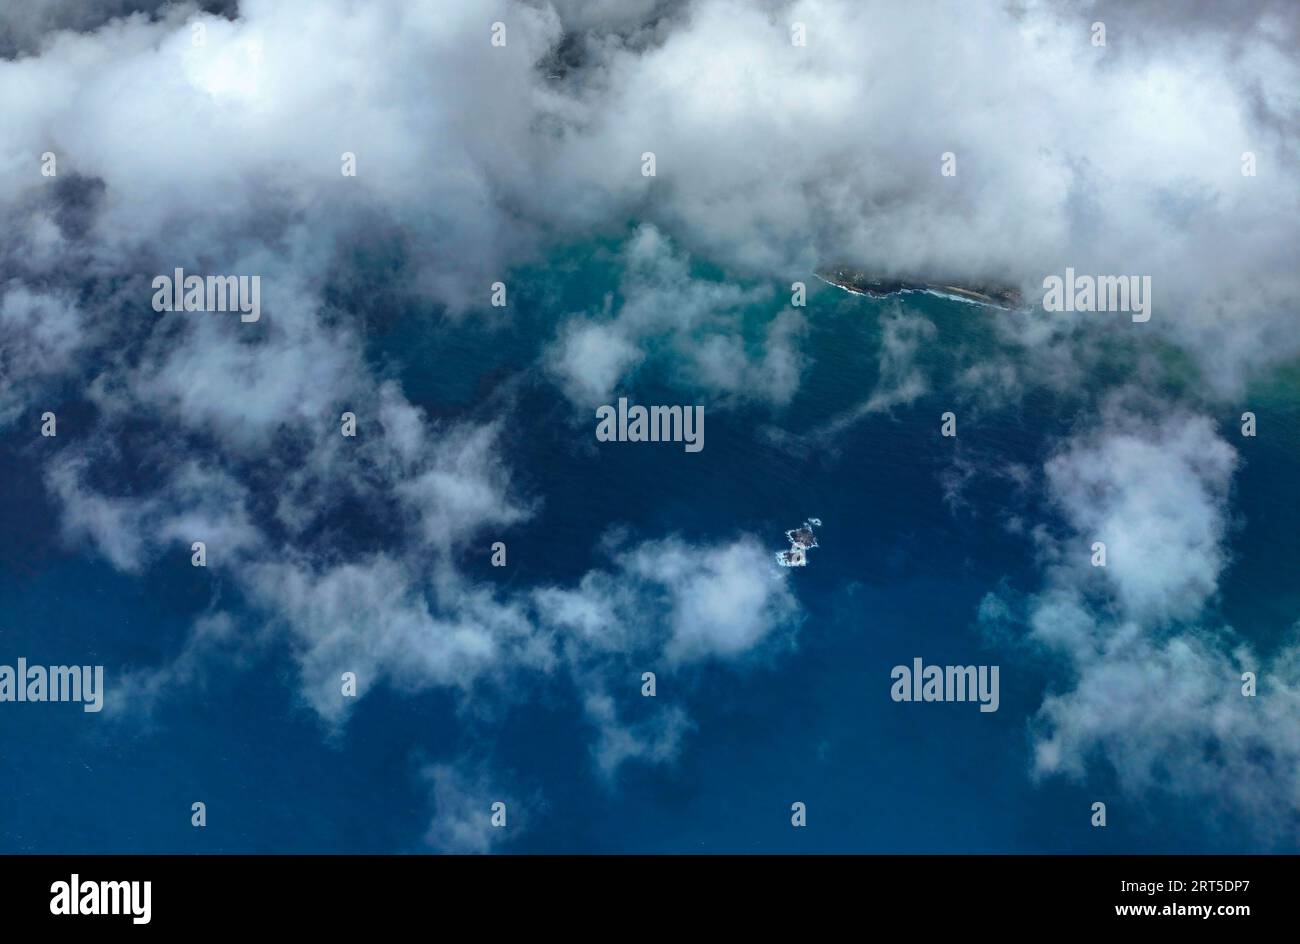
[543, 225, 800, 407]
[535, 532, 802, 666]
[863, 309, 936, 414]
[545, 318, 645, 405]
[393, 419, 534, 551]
[422, 761, 518, 854]
[245, 555, 546, 722]
[46, 453, 263, 573]
[1041, 401, 1237, 626]
[991, 397, 1300, 836]
[582, 684, 694, 778]
[0, 283, 87, 426]
[533, 531, 801, 775]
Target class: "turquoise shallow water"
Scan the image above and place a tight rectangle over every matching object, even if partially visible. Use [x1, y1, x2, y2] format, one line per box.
[0, 236, 1296, 852]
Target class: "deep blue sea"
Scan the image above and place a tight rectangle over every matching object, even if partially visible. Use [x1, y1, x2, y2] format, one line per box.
[2, 239, 1296, 853]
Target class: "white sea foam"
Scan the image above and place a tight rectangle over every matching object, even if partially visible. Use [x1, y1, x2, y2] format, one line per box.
[776, 547, 807, 568]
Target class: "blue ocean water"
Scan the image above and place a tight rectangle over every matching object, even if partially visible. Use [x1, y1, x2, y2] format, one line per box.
[1, 238, 1296, 853]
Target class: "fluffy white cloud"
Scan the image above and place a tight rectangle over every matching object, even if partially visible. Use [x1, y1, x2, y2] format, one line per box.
[544, 225, 802, 407]
[47, 454, 264, 573]
[1032, 625, 1300, 835]
[581, 683, 694, 778]
[422, 761, 519, 854]
[986, 397, 1300, 836]
[861, 310, 937, 414]
[534, 532, 801, 665]
[533, 531, 800, 775]
[244, 556, 550, 722]
[545, 318, 646, 406]
[1041, 401, 1237, 626]
[0, 284, 86, 425]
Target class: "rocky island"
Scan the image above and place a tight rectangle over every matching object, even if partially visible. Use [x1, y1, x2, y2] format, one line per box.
[816, 268, 1024, 310]
[776, 518, 822, 568]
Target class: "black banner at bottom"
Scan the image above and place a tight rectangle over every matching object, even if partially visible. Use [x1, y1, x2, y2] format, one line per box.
[0, 854, 1286, 930]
